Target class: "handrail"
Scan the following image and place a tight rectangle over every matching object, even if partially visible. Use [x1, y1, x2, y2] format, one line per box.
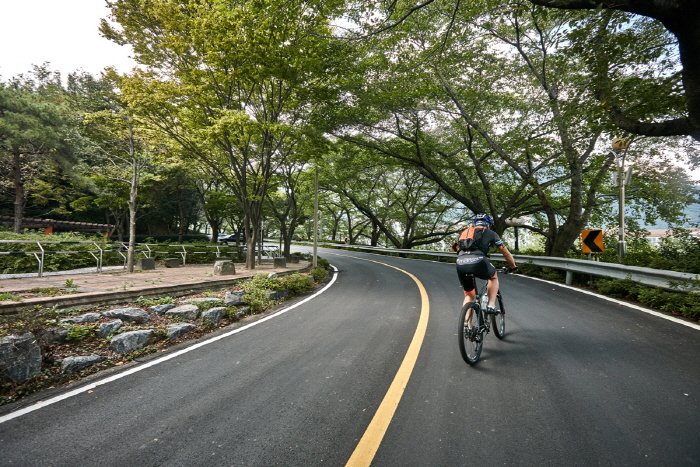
[0, 240, 240, 277]
[307, 242, 699, 293]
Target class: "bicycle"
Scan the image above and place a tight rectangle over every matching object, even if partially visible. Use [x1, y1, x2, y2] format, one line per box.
[458, 268, 512, 365]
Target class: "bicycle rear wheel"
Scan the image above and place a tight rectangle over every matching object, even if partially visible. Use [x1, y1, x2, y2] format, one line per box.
[491, 293, 506, 339]
[458, 302, 483, 365]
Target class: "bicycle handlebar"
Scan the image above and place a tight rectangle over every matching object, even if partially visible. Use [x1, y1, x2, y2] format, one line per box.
[499, 267, 519, 274]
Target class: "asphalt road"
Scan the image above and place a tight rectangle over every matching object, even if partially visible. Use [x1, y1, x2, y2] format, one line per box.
[1, 247, 699, 466]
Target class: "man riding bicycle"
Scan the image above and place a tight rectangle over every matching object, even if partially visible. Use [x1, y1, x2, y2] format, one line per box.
[456, 214, 518, 313]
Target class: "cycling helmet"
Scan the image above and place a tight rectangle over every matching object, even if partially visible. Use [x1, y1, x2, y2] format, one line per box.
[473, 213, 493, 226]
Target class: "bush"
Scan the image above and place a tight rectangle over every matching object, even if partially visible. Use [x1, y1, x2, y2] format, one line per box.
[279, 274, 313, 294]
[312, 266, 328, 282]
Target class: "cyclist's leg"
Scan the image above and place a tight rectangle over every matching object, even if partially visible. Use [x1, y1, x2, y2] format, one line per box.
[487, 275, 499, 307]
[456, 260, 478, 307]
[483, 260, 498, 308]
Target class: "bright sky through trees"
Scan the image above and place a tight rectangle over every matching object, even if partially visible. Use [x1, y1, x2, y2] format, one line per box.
[0, 0, 135, 80]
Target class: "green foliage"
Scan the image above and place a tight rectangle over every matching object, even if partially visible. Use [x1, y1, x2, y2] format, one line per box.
[221, 306, 240, 320]
[135, 296, 174, 306]
[194, 300, 224, 312]
[312, 266, 328, 282]
[65, 324, 97, 342]
[594, 278, 700, 320]
[0, 293, 21, 301]
[279, 274, 313, 295]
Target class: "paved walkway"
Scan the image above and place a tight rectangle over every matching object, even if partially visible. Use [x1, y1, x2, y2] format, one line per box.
[0, 261, 310, 314]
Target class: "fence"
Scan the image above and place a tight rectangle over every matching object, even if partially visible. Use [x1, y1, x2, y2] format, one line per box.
[0, 240, 241, 277]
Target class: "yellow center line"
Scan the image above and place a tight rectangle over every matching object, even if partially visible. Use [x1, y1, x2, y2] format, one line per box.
[343, 256, 430, 467]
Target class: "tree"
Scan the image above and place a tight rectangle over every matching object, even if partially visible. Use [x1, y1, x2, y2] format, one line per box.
[0, 69, 73, 232]
[526, 0, 700, 141]
[102, 0, 349, 269]
[266, 160, 313, 259]
[322, 144, 465, 249]
[69, 71, 158, 272]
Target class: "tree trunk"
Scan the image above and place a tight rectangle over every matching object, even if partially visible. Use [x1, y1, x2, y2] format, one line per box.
[11, 151, 24, 234]
[178, 189, 185, 243]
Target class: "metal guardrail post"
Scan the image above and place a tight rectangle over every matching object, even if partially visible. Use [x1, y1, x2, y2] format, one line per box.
[36, 241, 45, 277]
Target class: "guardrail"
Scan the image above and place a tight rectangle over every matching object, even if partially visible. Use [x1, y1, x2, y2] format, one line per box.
[306, 242, 699, 293]
[0, 240, 241, 277]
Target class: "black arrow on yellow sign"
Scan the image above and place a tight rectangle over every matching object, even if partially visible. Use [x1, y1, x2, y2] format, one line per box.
[581, 229, 604, 253]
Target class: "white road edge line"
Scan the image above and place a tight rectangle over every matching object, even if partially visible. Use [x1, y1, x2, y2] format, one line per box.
[0, 266, 340, 425]
[521, 274, 700, 331]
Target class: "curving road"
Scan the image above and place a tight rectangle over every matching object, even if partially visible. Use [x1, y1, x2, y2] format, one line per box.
[1, 247, 699, 466]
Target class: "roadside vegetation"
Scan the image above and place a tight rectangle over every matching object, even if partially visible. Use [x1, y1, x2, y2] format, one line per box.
[0, 259, 332, 407]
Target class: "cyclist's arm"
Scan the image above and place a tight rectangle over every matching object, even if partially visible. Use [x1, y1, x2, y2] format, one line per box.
[496, 243, 517, 270]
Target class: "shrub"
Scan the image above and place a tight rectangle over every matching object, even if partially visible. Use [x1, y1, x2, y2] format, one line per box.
[279, 274, 313, 294]
[312, 266, 328, 282]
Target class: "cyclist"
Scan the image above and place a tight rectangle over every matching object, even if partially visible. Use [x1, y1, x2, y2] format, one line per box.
[456, 213, 518, 314]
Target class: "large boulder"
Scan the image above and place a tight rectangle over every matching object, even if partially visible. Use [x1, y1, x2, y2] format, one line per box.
[109, 330, 155, 354]
[165, 304, 200, 321]
[213, 260, 236, 276]
[103, 307, 150, 324]
[0, 333, 42, 383]
[61, 355, 105, 373]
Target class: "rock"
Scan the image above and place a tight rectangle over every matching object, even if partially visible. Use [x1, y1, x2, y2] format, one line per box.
[268, 273, 279, 278]
[273, 257, 286, 268]
[213, 260, 236, 276]
[202, 307, 225, 324]
[149, 304, 176, 316]
[165, 304, 200, 321]
[236, 306, 251, 318]
[136, 258, 155, 270]
[0, 333, 42, 383]
[37, 326, 69, 345]
[166, 323, 196, 339]
[265, 289, 289, 301]
[109, 330, 155, 354]
[103, 307, 150, 323]
[224, 291, 246, 306]
[59, 313, 101, 324]
[163, 258, 180, 268]
[98, 320, 123, 338]
[61, 355, 105, 373]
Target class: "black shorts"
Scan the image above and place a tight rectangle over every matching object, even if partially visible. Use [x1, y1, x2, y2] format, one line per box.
[455, 254, 496, 292]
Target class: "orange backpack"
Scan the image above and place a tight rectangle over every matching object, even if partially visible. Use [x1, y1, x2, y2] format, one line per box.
[457, 226, 486, 252]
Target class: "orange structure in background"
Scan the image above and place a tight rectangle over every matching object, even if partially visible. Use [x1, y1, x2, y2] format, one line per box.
[0, 216, 113, 240]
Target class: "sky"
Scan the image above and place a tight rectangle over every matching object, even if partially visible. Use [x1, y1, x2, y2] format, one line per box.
[0, 0, 135, 80]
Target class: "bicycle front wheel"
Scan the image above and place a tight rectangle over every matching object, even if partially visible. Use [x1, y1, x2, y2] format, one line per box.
[491, 293, 506, 339]
[458, 302, 482, 365]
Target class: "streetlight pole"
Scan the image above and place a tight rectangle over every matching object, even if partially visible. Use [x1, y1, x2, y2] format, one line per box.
[313, 166, 318, 268]
[611, 137, 630, 258]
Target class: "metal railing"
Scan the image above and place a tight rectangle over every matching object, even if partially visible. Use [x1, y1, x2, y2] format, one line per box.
[0, 240, 241, 277]
[308, 242, 699, 293]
